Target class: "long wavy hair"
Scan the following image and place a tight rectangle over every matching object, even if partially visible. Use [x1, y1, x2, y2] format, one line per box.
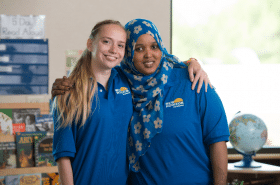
[53, 20, 125, 128]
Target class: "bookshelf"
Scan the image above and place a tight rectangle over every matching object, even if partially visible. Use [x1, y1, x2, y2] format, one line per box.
[0, 166, 58, 176]
[0, 102, 58, 177]
[0, 102, 50, 114]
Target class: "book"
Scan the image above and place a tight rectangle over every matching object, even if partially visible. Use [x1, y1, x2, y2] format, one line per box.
[16, 132, 46, 168]
[0, 109, 13, 136]
[4, 175, 19, 185]
[0, 142, 16, 169]
[12, 108, 41, 133]
[19, 174, 41, 185]
[0, 143, 3, 169]
[35, 114, 54, 133]
[12, 123, 26, 135]
[41, 173, 60, 185]
[35, 134, 56, 167]
[0, 176, 5, 185]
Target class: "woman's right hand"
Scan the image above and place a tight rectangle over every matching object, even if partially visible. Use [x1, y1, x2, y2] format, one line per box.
[51, 76, 74, 99]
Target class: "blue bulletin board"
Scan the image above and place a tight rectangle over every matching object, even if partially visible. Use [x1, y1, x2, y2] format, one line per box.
[0, 39, 48, 95]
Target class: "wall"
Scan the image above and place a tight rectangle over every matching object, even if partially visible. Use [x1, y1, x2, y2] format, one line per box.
[0, 0, 170, 103]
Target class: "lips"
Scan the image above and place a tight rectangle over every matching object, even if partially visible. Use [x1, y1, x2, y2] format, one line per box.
[143, 61, 154, 68]
[104, 54, 118, 61]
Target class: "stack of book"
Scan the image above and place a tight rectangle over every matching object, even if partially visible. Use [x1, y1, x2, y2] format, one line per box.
[0, 108, 59, 185]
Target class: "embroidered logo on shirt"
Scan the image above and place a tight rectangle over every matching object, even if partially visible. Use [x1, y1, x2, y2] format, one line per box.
[165, 98, 184, 108]
[115, 87, 131, 95]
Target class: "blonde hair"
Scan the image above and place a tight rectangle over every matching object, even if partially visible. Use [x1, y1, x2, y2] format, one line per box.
[53, 20, 125, 128]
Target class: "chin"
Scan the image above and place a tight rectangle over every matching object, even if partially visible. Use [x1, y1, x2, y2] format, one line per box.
[142, 68, 157, 75]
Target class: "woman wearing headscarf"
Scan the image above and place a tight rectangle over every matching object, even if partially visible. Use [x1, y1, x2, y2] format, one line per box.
[122, 19, 230, 185]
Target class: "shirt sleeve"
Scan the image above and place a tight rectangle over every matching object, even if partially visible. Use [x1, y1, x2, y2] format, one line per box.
[52, 108, 76, 161]
[198, 86, 230, 145]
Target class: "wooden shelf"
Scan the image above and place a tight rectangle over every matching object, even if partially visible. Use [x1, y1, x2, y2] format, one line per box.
[0, 135, 15, 142]
[228, 154, 280, 160]
[0, 102, 50, 114]
[228, 162, 280, 174]
[0, 166, 58, 176]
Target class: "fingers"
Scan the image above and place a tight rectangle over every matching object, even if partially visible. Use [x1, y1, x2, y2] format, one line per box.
[205, 77, 213, 92]
[52, 90, 65, 97]
[191, 69, 212, 93]
[188, 67, 194, 82]
[204, 80, 208, 93]
[191, 69, 201, 91]
[53, 78, 73, 89]
[51, 90, 65, 100]
[199, 71, 209, 93]
[197, 77, 204, 93]
[56, 83, 71, 91]
[62, 76, 74, 87]
[51, 77, 74, 98]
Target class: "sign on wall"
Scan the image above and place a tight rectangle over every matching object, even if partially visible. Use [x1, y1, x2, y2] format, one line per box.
[65, 50, 83, 77]
[0, 15, 45, 39]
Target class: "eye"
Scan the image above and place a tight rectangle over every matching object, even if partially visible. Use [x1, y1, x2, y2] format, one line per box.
[102, 39, 110, 44]
[135, 47, 143, 52]
[152, 44, 159, 49]
[118, 44, 125, 48]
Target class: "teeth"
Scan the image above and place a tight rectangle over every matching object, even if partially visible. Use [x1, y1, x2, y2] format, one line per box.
[105, 55, 117, 61]
[143, 61, 154, 67]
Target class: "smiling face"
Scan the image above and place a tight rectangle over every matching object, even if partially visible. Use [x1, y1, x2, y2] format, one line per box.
[88, 24, 126, 70]
[133, 34, 162, 75]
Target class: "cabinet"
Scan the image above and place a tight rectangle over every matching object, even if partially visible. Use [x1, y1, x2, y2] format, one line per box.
[227, 154, 280, 185]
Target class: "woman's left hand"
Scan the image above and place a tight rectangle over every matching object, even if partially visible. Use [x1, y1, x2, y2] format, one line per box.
[184, 58, 213, 93]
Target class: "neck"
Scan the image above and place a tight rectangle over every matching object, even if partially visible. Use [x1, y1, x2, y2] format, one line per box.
[92, 65, 112, 90]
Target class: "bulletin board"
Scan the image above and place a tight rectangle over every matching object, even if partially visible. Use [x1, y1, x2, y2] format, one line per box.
[0, 39, 49, 95]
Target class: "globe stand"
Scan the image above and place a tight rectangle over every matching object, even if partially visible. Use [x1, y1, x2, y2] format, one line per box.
[234, 151, 262, 168]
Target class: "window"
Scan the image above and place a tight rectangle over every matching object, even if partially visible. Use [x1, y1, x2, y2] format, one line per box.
[172, 0, 280, 149]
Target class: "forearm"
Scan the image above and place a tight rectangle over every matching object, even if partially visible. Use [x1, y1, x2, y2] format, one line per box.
[209, 141, 228, 185]
[57, 157, 74, 185]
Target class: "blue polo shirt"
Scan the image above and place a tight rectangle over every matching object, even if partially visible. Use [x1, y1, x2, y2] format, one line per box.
[127, 67, 230, 185]
[53, 68, 133, 185]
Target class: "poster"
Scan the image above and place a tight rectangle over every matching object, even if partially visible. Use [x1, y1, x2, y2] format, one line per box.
[65, 50, 83, 77]
[0, 15, 45, 39]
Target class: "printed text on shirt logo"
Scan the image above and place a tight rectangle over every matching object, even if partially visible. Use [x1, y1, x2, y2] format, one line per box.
[115, 87, 131, 95]
[165, 98, 184, 108]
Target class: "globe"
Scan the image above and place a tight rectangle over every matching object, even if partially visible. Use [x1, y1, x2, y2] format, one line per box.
[229, 112, 268, 168]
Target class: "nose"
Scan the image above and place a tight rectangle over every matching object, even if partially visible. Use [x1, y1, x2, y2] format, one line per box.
[109, 44, 117, 54]
[144, 48, 152, 58]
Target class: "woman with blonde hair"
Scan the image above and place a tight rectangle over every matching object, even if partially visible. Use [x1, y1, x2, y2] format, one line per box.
[52, 20, 133, 185]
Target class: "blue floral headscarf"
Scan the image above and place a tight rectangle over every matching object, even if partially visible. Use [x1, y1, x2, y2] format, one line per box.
[121, 19, 186, 172]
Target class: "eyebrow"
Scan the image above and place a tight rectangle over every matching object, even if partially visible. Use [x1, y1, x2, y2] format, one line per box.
[101, 37, 126, 44]
[135, 41, 157, 46]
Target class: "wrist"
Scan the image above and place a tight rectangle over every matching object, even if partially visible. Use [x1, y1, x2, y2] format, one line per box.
[186, 59, 192, 66]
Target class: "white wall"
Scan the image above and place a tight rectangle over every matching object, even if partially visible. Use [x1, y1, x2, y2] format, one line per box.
[0, 0, 171, 103]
